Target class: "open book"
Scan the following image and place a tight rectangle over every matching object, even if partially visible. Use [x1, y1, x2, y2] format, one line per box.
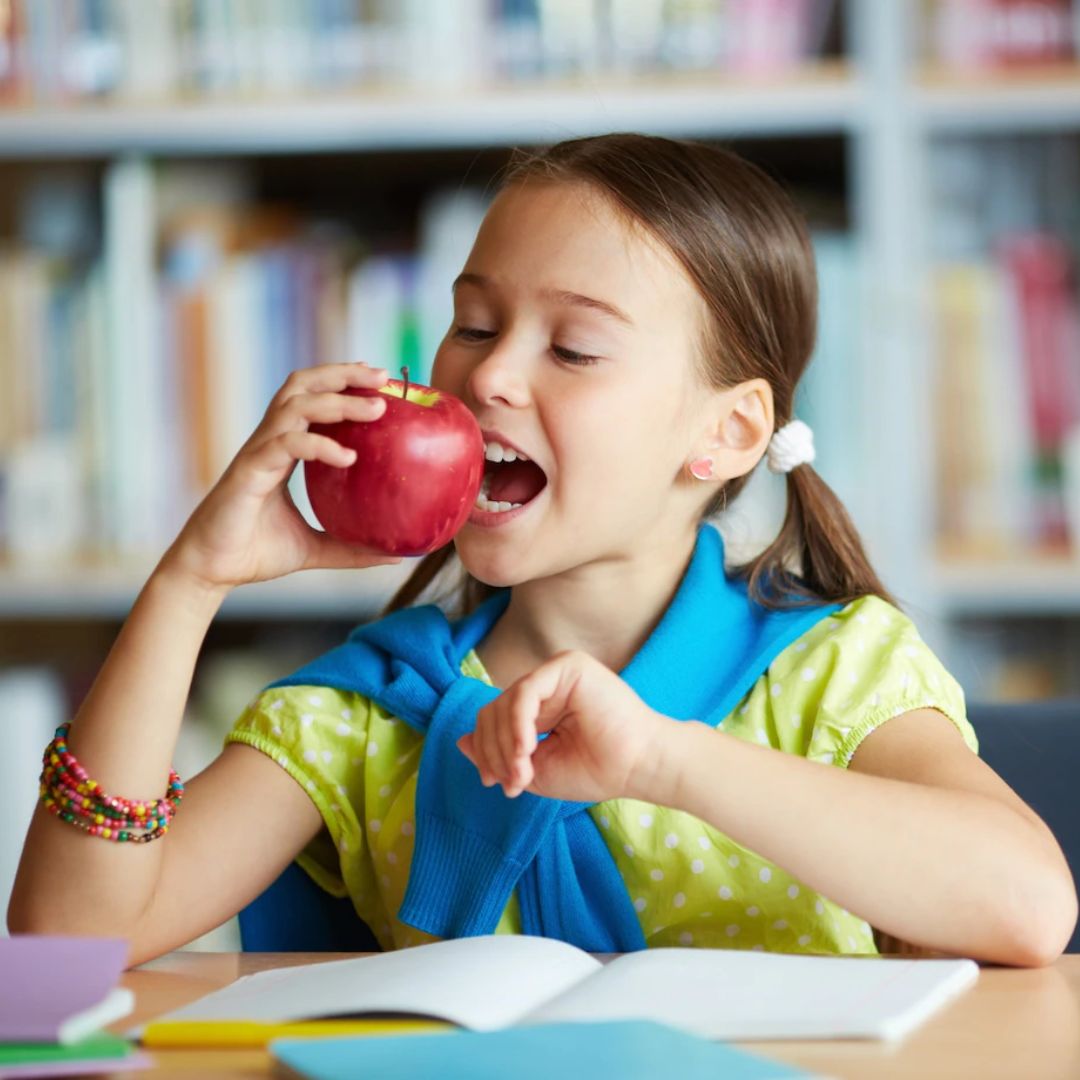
[133, 935, 979, 1045]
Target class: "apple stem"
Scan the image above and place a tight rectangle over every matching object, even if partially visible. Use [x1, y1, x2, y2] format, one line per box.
[400, 365, 409, 400]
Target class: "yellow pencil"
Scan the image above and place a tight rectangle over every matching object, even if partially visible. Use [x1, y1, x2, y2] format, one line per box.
[140, 1018, 451, 1048]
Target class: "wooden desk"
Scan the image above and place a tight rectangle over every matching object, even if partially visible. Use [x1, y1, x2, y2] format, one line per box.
[106, 952, 1080, 1080]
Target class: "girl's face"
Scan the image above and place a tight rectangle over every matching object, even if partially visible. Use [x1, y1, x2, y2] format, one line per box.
[431, 179, 716, 586]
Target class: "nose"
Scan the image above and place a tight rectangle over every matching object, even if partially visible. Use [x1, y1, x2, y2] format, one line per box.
[465, 343, 531, 410]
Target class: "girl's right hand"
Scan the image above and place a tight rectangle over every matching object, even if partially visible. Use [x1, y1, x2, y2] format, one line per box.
[159, 362, 403, 594]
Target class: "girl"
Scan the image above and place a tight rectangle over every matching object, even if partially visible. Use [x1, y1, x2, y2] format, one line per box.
[9, 134, 1075, 968]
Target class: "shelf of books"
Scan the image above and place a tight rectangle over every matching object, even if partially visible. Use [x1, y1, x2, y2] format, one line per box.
[0, 0, 857, 148]
[0, 161, 861, 615]
[925, 127, 1080, 632]
[1, 0, 1080, 721]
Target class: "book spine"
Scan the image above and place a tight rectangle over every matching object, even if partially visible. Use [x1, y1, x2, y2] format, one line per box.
[102, 156, 163, 558]
[727, 0, 834, 74]
[81, 264, 112, 558]
[997, 231, 1080, 550]
[929, 0, 1074, 70]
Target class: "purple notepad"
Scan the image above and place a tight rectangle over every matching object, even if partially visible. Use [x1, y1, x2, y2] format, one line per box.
[0, 936, 130, 1043]
[0, 1051, 154, 1080]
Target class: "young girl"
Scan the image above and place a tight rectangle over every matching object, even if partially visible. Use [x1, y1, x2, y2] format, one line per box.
[9, 134, 1076, 968]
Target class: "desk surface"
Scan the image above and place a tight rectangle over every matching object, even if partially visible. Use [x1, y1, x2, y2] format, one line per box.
[105, 951, 1080, 1080]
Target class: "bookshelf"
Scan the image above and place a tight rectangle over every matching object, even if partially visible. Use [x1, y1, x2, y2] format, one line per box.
[3, 0, 1079, 953]
[1, 3, 1079, 715]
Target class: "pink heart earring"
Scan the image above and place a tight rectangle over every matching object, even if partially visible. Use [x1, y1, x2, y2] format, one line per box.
[689, 456, 714, 480]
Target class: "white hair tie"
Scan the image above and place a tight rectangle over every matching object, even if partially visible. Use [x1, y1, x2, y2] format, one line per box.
[767, 419, 815, 474]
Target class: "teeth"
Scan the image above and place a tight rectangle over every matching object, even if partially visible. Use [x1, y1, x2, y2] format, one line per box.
[474, 473, 522, 513]
[483, 442, 530, 463]
[472, 448, 546, 515]
[474, 493, 523, 513]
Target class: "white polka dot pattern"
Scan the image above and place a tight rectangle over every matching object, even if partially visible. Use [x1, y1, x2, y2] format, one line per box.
[221, 594, 974, 957]
[585, 594, 976, 956]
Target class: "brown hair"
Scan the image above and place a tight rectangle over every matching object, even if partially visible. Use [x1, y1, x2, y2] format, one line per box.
[380, 132, 897, 621]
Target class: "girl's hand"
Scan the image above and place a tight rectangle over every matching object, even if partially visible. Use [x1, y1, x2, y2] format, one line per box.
[159, 362, 403, 593]
[456, 650, 678, 804]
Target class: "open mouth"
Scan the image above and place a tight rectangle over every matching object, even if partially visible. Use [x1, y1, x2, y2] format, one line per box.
[474, 458, 549, 513]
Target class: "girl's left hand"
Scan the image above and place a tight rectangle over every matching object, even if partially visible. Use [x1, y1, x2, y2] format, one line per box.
[456, 650, 677, 803]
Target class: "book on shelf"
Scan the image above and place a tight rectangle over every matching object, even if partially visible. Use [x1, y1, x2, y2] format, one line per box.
[924, 0, 1076, 72]
[933, 260, 1033, 556]
[0, 154, 854, 574]
[932, 228, 1080, 561]
[0, 0, 841, 106]
[0, 167, 487, 567]
[131, 933, 979, 1047]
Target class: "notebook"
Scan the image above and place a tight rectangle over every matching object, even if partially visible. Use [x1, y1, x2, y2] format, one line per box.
[132, 934, 979, 1045]
[0, 1032, 152, 1080]
[0, 936, 134, 1045]
[268, 1021, 815, 1080]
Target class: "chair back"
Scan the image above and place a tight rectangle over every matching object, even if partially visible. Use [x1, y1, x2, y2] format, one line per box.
[237, 860, 380, 952]
[967, 699, 1080, 954]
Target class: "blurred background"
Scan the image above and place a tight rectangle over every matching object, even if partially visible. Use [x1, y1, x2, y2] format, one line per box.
[2, 0, 1080, 947]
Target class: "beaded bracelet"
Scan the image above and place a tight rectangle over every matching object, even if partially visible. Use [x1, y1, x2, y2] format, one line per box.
[38, 722, 185, 844]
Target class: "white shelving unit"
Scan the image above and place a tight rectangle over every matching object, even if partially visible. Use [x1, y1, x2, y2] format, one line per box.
[916, 62, 1080, 131]
[1, 0, 1078, 698]
[0, 61, 864, 153]
[0, 556, 414, 620]
[931, 556, 1080, 617]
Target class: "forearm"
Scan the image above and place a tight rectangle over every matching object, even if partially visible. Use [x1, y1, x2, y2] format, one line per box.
[6, 561, 228, 937]
[637, 721, 1073, 967]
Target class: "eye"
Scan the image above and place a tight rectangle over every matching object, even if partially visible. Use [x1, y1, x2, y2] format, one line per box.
[452, 326, 495, 343]
[552, 346, 599, 366]
[451, 326, 599, 366]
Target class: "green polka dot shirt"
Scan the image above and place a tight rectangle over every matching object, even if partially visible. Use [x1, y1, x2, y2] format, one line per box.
[224, 594, 977, 955]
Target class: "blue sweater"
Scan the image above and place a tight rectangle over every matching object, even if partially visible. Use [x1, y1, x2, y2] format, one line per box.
[266, 523, 840, 950]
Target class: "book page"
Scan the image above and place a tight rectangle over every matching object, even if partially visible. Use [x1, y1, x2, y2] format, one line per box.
[523, 948, 979, 1041]
[138, 936, 602, 1033]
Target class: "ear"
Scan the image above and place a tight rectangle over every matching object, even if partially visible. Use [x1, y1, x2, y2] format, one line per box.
[699, 378, 774, 479]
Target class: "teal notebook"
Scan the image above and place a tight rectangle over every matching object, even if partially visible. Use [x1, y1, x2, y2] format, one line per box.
[269, 1022, 812, 1080]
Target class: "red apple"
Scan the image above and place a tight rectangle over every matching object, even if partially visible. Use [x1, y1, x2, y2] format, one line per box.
[304, 370, 485, 557]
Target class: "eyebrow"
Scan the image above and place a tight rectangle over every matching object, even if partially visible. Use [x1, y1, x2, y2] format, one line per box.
[452, 272, 635, 328]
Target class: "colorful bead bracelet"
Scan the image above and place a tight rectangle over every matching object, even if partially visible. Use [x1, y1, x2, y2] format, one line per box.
[38, 722, 185, 844]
